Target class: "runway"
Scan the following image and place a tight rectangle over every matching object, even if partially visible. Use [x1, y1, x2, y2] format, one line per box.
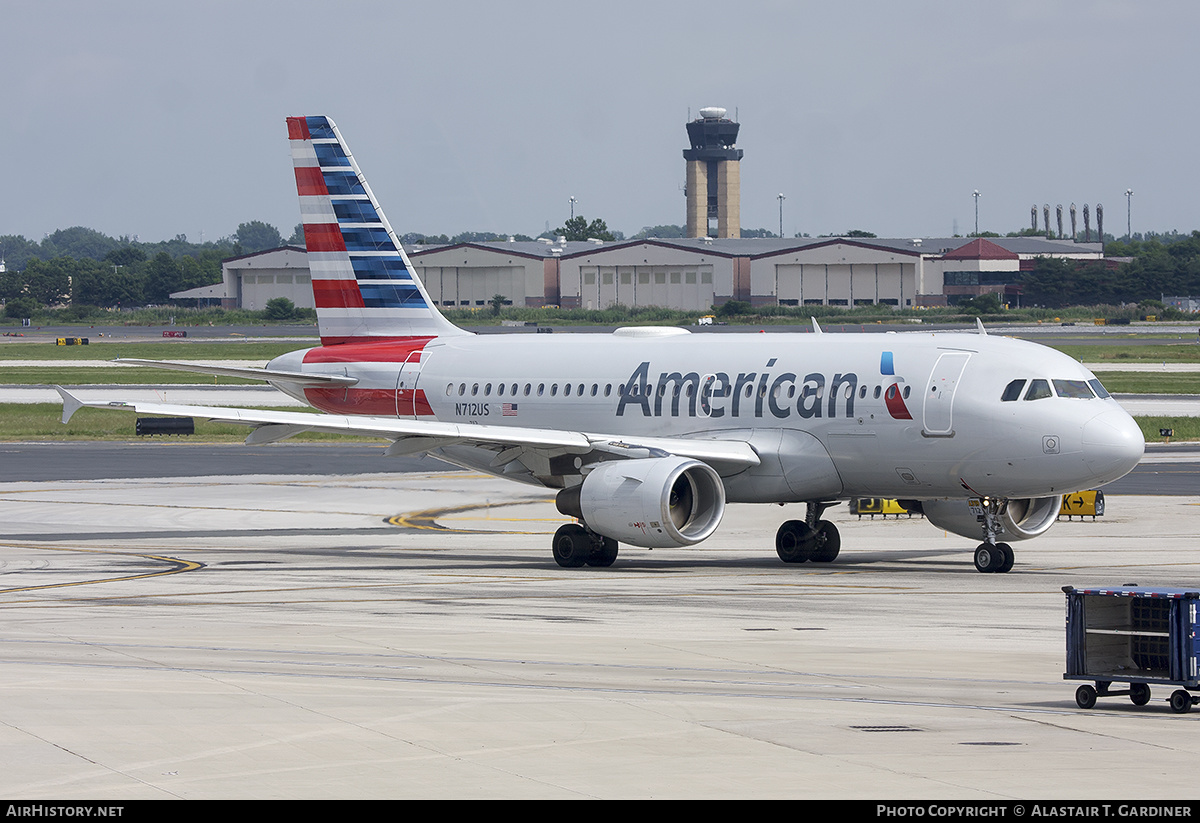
[1, 446, 1199, 799]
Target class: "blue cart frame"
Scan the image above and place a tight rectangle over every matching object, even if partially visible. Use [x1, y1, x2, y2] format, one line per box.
[1063, 586, 1200, 713]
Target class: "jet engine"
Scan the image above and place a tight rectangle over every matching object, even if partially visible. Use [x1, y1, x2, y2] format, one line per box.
[921, 496, 1060, 542]
[556, 456, 725, 549]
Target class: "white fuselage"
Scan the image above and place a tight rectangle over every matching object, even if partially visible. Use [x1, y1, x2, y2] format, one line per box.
[269, 329, 1145, 503]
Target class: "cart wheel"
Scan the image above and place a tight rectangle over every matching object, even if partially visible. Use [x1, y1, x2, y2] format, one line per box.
[1169, 690, 1192, 714]
[1075, 684, 1098, 709]
[1130, 683, 1151, 706]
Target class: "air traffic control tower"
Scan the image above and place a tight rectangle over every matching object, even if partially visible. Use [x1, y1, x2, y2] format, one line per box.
[684, 107, 743, 239]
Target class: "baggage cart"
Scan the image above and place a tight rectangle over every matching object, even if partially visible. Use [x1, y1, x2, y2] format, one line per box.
[1063, 586, 1200, 713]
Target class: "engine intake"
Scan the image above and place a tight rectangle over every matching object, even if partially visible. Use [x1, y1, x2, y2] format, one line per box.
[922, 496, 1060, 542]
[557, 456, 725, 548]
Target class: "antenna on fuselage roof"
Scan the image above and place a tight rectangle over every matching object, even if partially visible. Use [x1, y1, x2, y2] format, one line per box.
[811, 317, 823, 334]
[975, 318, 987, 335]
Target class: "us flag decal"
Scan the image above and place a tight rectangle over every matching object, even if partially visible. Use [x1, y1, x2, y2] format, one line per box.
[502, 403, 519, 416]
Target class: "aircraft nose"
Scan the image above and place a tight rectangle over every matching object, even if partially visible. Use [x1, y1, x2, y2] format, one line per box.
[1082, 409, 1145, 483]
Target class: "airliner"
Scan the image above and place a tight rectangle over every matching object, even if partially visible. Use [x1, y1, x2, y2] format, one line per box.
[57, 116, 1145, 573]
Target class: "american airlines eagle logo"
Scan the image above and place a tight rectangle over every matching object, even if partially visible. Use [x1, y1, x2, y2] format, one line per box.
[881, 351, 912, 420]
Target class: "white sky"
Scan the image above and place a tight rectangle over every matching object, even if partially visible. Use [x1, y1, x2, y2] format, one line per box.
[3, 0, 1195, 243]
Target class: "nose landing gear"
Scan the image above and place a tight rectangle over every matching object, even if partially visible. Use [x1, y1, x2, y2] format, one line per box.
[974, 541, 1014, 573]
[974, 497, 1015, 573]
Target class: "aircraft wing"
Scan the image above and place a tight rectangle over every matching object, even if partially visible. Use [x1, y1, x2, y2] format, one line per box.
[55, 387, 760, 473]
[115, 358, 358, 386]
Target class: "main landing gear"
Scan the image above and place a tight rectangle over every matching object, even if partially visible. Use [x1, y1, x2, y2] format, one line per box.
[974, 497, 1015, 573]
[553, 523, 619, 568]
[776, 502, 841, 564]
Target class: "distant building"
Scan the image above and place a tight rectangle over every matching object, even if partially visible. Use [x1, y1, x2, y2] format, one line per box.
[1163, 296, 1200, 313]
[170, 246, 309, 309]
[173, 238, 1103, 312]
[411, 235, 1101, 310]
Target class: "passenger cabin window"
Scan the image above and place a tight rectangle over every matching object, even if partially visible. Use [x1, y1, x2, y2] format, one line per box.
[1053, 379, 1094, 399]
[1001, 379, 1026, 402]
[1024, 379, 1052, 401]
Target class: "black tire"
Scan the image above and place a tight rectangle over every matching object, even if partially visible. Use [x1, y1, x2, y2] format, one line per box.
[996, 543, 1014, 573]
[1170, 690, 1192, 714]
[812, 520, 841, 562]
[586, 536, 619, 567]
[1075, 684, 1097, 709]
[1130, 683, 1151, 706]
[974, 544, 1006, 573]
[776, 520, 816, 563]
[553, 524, 589, 568]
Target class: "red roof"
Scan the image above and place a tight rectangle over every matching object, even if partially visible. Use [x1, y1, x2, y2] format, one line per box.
[943, 238, 1019, 260]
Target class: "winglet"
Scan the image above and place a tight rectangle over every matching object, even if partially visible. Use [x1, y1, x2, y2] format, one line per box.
[56, 386, 84, 424]
[811, 317, 823, 334]
[975, 318, 987, 335]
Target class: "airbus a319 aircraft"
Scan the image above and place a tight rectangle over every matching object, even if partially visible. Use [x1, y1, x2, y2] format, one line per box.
[58, 116, 1145, 573]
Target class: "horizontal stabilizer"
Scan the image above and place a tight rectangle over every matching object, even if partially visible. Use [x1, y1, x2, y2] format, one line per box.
[116, 358, 358, 386]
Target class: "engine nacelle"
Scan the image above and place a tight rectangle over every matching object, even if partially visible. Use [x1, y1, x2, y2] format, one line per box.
[922, 496, 1060, 542]
[557, 456, 725, 548]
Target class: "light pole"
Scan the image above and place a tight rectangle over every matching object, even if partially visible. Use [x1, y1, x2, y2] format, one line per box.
[569, 196, 578, 220]
[973, 190, 980, 235]
[777, 193, 785, 238]
[1125, 189, 1133, 239]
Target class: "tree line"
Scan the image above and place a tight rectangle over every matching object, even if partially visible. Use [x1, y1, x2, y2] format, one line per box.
[1018, 232, 1200, 308]
[0, 221, 303, 317]
[5, 218, 1200, 318]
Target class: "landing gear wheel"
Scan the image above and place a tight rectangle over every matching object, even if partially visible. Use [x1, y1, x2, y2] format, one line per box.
[1130, 683, 1151, 706]
[776, 520, 816, 563]
[1075, 684, 1097, 709]
[974, 543, 1009, 573]
[812, 520, 841, 562]
[553, 524, 590, 568]
[996, 543, 1014, 573]
[1170, 690, 1193, 714]
[586, 536, 619, 567]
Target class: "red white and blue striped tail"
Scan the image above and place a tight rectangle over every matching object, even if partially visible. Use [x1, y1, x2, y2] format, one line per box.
[287, 116, 467, 346]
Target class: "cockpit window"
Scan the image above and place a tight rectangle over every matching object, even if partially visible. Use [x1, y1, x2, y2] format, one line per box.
[1024, 379, 1052, 401]
[1001, 379, 1026, 402]
[1053, 379, 1095, 399]
[1088, 378, 1111, 399]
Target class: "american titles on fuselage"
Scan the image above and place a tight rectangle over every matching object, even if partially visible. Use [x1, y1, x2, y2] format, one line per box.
[442, 358, 914, 421]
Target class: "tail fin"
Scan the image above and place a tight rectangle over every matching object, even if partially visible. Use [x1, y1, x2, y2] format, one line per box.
[287, 116, 467, 345]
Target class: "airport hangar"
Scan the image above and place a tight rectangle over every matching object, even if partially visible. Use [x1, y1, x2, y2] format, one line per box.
[173, 235, 1104, 312]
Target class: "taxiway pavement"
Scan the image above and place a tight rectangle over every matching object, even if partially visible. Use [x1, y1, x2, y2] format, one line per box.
[0, 449, 1198, 799]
